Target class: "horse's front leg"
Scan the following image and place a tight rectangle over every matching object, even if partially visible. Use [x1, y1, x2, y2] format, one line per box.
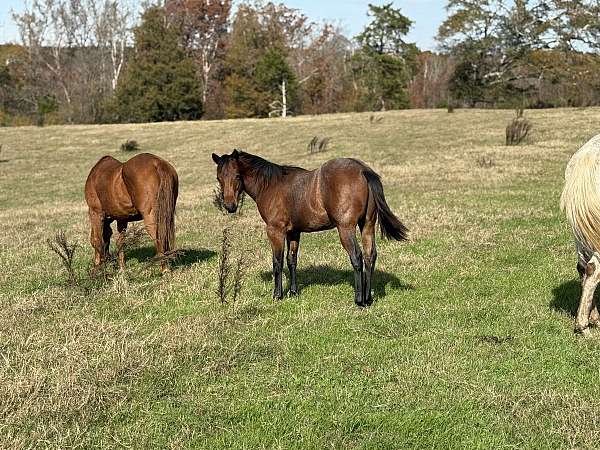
[267, 226, 285, 300]
[286, 231, 300, 296]
[580, 259, 600, 327]
[116, 219, 128, 271]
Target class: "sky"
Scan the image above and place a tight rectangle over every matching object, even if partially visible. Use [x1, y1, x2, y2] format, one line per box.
[0, 0, 448, 50]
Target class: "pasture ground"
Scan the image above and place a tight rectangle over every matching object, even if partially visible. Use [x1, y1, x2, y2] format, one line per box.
[1, 108, 599, 448]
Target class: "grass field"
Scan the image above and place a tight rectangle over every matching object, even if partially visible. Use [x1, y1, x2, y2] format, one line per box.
[1, 108, 600, 448]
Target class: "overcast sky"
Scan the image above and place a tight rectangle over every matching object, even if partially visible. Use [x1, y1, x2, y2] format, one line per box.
[0, 0, 448, 50]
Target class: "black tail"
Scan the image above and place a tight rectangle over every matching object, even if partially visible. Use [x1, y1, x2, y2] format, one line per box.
[363, 170, 408, 241]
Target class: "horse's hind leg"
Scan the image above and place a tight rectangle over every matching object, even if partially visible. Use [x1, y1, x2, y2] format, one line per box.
[89, 210, 105, 267]
[576, 254, 600, 335]
[286, 231, 300, 295]
[142, 212, 168, 273]
[89, 210, 112, 267]
[338, 226, 364, 306]
[360, 219, 377, 306]
[116, 220, 128, 271]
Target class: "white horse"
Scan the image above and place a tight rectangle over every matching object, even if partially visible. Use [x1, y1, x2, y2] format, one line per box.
[561, 134, 600, 335]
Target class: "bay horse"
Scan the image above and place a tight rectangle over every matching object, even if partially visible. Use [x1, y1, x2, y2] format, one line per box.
[85, 153, 178, 273]
[212, 149, 408, 306]
[561, 134, 600, 335]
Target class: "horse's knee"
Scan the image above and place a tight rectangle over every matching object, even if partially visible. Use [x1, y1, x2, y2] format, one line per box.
[350, 249, 363, 272]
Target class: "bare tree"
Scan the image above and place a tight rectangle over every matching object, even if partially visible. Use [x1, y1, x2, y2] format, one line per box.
[13, 0, 135, 123]
[91, 0, 135, 91]
[166, 0, 232, 105]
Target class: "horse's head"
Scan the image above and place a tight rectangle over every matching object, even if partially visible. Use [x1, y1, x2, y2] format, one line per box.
[212, 149, 243, 214]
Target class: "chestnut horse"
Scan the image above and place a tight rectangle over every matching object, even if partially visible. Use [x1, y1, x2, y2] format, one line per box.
[212, 150, 407, 306]
[85, 153, 178, 272]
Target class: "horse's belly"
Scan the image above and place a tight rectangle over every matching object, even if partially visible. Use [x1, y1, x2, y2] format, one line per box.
[292, 204, 332, 232]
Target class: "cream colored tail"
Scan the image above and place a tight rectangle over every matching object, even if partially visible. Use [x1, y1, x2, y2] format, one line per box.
[560, 134, 600, 254]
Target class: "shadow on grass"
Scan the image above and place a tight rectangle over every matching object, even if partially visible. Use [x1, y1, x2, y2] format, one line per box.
[260, 264, 413, 299]
[0, 160, 9, 163]
[551, 279, 583, 317]
[128, 246, 216, 269]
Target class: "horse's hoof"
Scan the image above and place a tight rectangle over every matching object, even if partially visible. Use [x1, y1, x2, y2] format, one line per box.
[288, 289, 299, 297]
[575, 326, 592, 337]
[273, 293, 283, 301]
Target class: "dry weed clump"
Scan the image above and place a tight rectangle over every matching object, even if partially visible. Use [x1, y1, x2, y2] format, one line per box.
[369, 114, 384, 124]
[120, 139, 140, 152]
[47, 225, 168, 294]
[308, 136, 330, 154]
[476, 154, 495, 169]
[47, 230, 79, 285]
[88, 224, 147, 283]
[212, 184, 245, 215]
[506, 109, 532, 145]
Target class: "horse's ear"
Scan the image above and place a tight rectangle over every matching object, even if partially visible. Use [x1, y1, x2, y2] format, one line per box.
[232, 149, 240, 159]
[212, 153, 221, 165]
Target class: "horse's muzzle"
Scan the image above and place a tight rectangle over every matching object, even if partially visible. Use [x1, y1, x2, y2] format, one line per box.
[224, 203, 237, 214]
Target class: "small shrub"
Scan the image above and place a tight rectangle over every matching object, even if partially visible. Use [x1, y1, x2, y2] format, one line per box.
[506, 109, 532, 145]
[115, 225, 147, 259]
[308, 136, 330, 154]
[212, 184, 245, 215]
[476, 154, 495, 169]
[217, 226, 248, 305]
[120, 139, 140, 152]
[218, 227, 232, 304]
[47, 230, 79, 285]
[231, 254, 247, 304]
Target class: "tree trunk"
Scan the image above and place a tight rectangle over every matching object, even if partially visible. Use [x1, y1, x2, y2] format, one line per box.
[281, 79, 287, 118]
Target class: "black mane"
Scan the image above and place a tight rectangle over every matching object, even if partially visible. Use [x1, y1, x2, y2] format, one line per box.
[238, 151, 305, 190]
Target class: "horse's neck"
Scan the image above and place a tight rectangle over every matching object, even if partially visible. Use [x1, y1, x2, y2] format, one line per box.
[241, 172, 266, 202]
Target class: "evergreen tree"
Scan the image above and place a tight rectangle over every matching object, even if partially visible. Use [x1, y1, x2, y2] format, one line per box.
[110, 6, 202, 122]
[352, 3, 418, 111]
[222, 3, 301, 118]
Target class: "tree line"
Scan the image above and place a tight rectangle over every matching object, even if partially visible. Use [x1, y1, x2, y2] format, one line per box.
[2, 0, 600, 126]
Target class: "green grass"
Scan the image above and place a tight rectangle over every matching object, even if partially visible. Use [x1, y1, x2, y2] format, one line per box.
[0, 108, 599, 448]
